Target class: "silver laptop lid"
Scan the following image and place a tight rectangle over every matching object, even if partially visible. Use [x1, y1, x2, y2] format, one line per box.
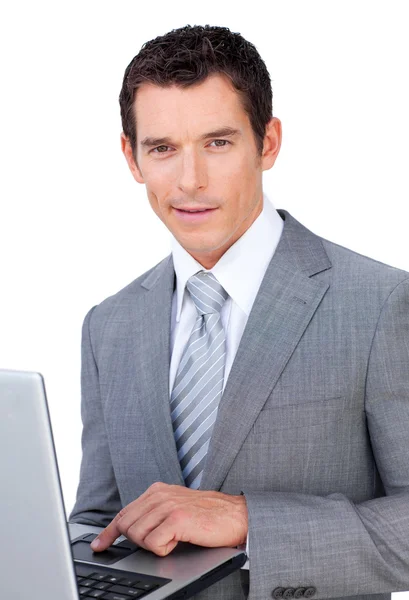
[0, 369, 79, 600]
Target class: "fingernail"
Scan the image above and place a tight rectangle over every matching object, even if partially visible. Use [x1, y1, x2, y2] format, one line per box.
[91, 538, 100, 550]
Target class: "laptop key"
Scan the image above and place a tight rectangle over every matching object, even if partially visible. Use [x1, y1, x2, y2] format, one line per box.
[106, 575, 124, 584]
[134, 581, 158, 591]
[89, 572, 112, 581]
[86, 590, 106, 598]
[122, 590, 146, 598]
[94, 581, 112, 590]
[81, 578, 97, 587]
[109, 585, 146, 597]
[119, 578, 141, 587]
[78, 587, 90, 595]
[103, 594, 129, 600]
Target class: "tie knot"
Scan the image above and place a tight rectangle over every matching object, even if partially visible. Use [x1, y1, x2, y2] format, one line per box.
[186, 271, 228, 316]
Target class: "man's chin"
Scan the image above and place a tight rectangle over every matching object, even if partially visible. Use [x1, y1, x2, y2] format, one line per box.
[176, 236, 236, 268]
[178, 238, 227, 256]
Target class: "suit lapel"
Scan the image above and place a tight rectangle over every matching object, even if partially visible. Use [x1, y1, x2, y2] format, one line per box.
[131, 255, 184, 486]
[200, 210, 332, 491]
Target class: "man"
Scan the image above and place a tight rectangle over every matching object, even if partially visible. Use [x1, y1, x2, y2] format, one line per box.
[69, 24, 409, 600]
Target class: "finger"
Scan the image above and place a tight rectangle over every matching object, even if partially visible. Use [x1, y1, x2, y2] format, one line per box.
[125, 506, 171, 548]
[91, 484, 187, 552]
[143, 510, 189, 557]
[91, 509, 127, 551]
[91, 488, 176, 552]
[90, 490, 162, 552]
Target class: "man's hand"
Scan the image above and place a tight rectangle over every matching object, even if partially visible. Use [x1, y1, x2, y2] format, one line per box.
[90, 482, 248, 557]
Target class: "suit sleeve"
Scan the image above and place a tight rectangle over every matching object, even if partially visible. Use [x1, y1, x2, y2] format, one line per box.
[68, 306, 122, 527]
[243, 278, 409, 600]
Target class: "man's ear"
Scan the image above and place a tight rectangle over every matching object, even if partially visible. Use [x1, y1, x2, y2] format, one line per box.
[120, 133, 144, 184]
[261, 117, 282, 172]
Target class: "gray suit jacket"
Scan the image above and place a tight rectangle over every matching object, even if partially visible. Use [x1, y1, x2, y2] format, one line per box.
[69, 209, 409, 600]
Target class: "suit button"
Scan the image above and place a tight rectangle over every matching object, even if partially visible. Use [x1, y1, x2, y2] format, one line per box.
[304, 587, 316, 598]
[272, 588, 285, 599]
[294, 588, 306, 598]
[283, 589, 295, 599]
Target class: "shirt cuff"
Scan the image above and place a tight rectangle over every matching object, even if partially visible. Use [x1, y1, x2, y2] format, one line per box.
[239, 534, 249, 570]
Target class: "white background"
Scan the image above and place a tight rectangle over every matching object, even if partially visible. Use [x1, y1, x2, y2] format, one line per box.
[1, 1, 408, 594]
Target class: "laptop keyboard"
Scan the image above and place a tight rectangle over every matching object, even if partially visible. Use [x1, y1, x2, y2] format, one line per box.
[75, 563, 171, 599]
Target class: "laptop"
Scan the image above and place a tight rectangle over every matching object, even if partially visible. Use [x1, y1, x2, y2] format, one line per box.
[0, 369, 246, 599]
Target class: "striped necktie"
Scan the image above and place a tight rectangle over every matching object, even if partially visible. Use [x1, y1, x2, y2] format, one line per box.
[170, 271, 228, 489]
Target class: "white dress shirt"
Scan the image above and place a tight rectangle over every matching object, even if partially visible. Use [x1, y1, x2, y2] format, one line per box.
[169, 195, 284, 567]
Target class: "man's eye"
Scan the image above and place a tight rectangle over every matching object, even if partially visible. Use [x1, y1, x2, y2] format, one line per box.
[151, 140, 229, 153]
[210, 140, 230, 147]
[152, 145, 170, 153]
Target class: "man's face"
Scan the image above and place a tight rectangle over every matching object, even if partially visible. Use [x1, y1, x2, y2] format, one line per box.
[122, 73, 281, 268]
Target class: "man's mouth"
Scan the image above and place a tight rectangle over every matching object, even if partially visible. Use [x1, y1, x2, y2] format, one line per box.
[176, 207, 215, 212]
[173, 207, 217, 221]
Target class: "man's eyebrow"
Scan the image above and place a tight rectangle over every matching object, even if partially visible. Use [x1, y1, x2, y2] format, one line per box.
[140, 127, 241, 148]
[199, 127, 241, 141]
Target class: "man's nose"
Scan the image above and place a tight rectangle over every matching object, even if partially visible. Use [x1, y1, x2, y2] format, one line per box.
[177, 151, 207, 193]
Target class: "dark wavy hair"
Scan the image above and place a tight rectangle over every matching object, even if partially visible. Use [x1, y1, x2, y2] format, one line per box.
[119, 24, 273, 157]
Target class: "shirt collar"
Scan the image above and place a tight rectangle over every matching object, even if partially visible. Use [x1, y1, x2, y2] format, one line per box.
[171, 194, 284, 322]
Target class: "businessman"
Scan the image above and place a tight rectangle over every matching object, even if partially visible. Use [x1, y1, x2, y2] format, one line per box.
[69, 24, 409, 600]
